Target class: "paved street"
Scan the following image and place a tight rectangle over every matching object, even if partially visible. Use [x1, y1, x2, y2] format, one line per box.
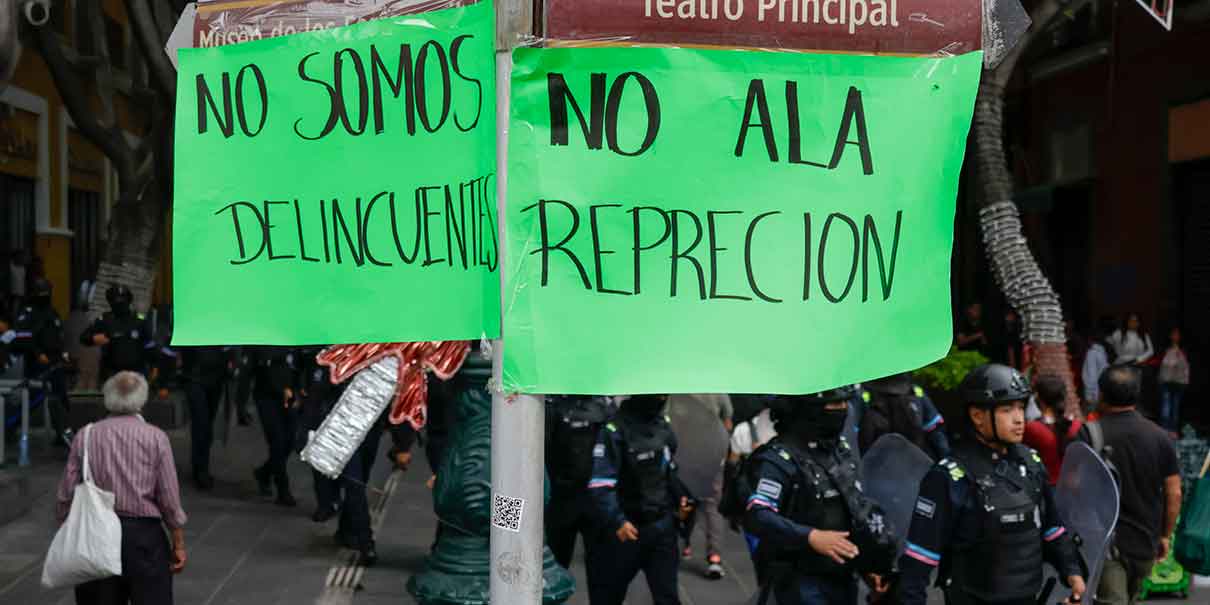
[0, 416, 765, 605]
[0, 416, 1205, 605]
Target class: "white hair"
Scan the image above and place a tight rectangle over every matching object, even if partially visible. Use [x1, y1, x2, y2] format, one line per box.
[102, 371, 148, 415]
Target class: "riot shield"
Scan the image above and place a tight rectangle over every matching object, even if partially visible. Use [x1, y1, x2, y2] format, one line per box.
[1050, 442, 1120, 603]
[859, 434, 935, 557]
[665, 395, 731, 501]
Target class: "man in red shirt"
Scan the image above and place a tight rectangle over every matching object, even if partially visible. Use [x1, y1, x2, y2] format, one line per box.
[1023, 374, 1083, 485]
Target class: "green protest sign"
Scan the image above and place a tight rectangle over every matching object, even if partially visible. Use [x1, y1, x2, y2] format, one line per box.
[172, 0, 498, 345]
[504, 47, 981, 394]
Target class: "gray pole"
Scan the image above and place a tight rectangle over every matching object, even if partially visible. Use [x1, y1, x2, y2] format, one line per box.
[490, 1, 543, 604]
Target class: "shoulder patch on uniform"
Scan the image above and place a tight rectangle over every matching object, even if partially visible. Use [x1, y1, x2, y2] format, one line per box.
[137, 313, 145, 320]
[949, 466, 966, 481]
[756, 478, 783, 500]
[913, 386, 925, 397]
[593, 443, 605, 458]
[1030, 450, 1042, 464]
[778, 449, 792, 461]
[605, 422, 617, 432]
[914, 497, 936, 519]
[862, 391, 871, 403]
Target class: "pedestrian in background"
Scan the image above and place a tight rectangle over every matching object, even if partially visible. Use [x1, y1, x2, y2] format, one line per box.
[587, 394, 694, 605]
[955, 303, 989, 355]
[545, 394, 612, 570]
[182, 346, 233, 490]
[1079, 366, 1181, 605]
[1023, 374, 1083, 485]
[666, 393, 733, 579]
[12, 277, 72, 446]
[247, 347, 300, 507]
[1082, 316, 1117, 410]
[1110, 312, 1154, 365]
[7, 248, 26, 311]
[79, 286, 155, 382]
[1158, 327, 1190, 434]
[56, 372, 187, 604]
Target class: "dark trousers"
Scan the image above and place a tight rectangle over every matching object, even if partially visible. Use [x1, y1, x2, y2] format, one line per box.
[27, 363, 70, 438]
[188, 382, 222, 478]
[944, 590, 1033, 605]
[75, 517, 172, 605]
[338, 424, 382, 548]
[255, 398, 296, 494]
[766, 574, 856, 605]
[546, 490, 595, 569]
[587, 515, 680, 605]
[313, 470, 341, 512]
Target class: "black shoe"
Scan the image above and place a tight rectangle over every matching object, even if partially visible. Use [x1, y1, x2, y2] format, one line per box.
[275, 492, 298, 507]
[254, 468, 273, 499]
[195, 474, 215, 491]
[312, 504, 339, 523]
[359, 541, 378, 567]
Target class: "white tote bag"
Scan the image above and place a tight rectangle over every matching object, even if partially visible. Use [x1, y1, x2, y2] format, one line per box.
[42, 424, 123, 588]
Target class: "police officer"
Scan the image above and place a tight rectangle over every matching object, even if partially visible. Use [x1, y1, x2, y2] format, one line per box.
[181, 346, 233, 490]
[897, 364, 1086, 605]
[300, 350, 343, 522]
[743, 386, 895, 604]
[587, 394, 693, 605]
[246, 346, 301, 507]
[545, 394, 613, 569]
[80, 285, 155, 381]
[11, 278, 71, 445]
[856, 373, 950, 460]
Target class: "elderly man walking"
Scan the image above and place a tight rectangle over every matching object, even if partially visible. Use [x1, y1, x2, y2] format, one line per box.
[56, 371, 188, 604]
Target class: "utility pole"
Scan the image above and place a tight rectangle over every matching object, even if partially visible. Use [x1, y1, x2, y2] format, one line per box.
[490, 1, 544, 604]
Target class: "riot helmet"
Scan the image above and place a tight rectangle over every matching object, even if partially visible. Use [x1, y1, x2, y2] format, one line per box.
[958, 363, 1030, 445]
[620, 394, 667, 421]
[864, 372, 913, 396]
[29, 278, 52, 307]
[106, 285, 134, 316]
[770, 384, 857, 444]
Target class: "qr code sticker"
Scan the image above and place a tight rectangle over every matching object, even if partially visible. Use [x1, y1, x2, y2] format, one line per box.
[492, 493, 525, 533]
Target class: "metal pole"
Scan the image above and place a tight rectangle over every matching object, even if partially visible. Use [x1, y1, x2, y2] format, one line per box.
[490, 1, 543, 603]
[19, 386, 30, 467]
[0, 388, 7, 468]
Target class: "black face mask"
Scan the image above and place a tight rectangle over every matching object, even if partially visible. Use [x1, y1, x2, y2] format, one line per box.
[787, 407, 848, 443]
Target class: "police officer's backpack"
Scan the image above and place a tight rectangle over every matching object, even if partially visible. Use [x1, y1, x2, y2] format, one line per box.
[859, 390, 930, 455]
[718, 458, 750, 523]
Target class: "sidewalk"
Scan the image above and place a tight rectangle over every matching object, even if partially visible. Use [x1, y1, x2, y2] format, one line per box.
[0, 415, 767, 605]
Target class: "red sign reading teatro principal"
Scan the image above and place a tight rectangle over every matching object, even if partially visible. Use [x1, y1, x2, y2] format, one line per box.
[543, 0, 981, 55]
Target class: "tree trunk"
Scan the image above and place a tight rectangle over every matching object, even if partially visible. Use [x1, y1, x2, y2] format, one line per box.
[88, 194, 163, 320]
[972, 77, 1080, 415]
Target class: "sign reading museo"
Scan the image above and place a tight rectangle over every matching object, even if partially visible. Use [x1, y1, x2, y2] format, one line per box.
[172, 0, 499, 345]
[503, 46, 982, 394]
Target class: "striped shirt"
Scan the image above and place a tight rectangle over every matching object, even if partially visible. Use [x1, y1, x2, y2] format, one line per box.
[56, 414, 187, 528]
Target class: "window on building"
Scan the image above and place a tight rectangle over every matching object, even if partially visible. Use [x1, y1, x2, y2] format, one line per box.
[1, 174, 37, 301]
[68, 189, 102, 309]
[49, 0, 68, 35]
[104, 14, 125, 71]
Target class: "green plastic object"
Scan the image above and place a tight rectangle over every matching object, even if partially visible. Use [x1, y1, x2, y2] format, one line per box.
[407, 356, 575, 605]
[1139, 542, 1190, 600]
